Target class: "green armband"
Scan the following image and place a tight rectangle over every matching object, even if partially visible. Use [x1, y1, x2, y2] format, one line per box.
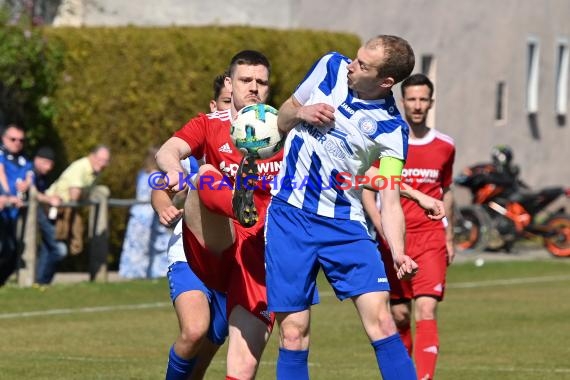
[378, 156, 404, 178]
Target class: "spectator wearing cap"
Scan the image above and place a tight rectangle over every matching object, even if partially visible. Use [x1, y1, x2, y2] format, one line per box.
[32, 147, 67, 285]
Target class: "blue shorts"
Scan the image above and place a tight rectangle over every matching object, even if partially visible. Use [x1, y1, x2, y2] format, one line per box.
[265, 197, 390, 313]
[167, 261, 228, 345]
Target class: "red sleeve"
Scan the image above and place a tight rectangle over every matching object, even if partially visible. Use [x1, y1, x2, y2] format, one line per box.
[441, 146, 455, 189]
[173, 113, 208, 159]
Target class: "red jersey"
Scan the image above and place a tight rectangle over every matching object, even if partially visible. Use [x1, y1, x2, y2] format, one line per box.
[374, 128, 455, 232]
[401, 129, 454, 232]
[172, 109, 283, 325]
[173, 109, 284, 221]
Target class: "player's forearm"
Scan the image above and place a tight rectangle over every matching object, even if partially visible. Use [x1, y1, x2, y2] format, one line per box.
[380, 189, 406, 257]
[443, 188, 455, 241]
[155, 138, 187, 173]
[381, 206, 406, 257]
[398, 181, 417, 200]
[277, 96, 302, 133]
[362, 188, 383, 233]
[151, 189, 174, 214]
[368, 178, 417, 202]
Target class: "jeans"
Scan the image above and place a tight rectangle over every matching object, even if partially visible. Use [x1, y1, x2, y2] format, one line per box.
[36, 208, 68, 284]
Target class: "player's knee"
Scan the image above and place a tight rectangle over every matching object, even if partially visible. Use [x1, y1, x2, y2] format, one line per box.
[198, 164, 217, 176]
[280, 324, 309, 350]
[233, 355, 259, 380]
[179, 324, 208, 351]
[415, 297, 438, 320]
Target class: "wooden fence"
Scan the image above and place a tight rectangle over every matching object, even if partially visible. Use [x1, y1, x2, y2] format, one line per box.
[16, 185, 146, 287]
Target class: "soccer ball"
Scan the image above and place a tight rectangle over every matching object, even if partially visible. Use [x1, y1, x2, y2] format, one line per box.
[230, 103, 283, 159]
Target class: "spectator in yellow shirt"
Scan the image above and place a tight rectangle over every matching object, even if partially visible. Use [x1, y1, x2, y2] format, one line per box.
[36, 145, 111, 285]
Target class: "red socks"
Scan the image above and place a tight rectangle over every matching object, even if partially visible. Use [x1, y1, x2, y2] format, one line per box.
[197, 170, 234, 218]
[413, 319, 439, 380]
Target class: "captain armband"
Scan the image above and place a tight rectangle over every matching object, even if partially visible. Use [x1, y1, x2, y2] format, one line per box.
[378, 156, 404, 179]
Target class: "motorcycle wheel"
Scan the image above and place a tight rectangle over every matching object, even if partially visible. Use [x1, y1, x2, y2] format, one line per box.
[543, 213, 570, 257]
[455, 207, 484, 250]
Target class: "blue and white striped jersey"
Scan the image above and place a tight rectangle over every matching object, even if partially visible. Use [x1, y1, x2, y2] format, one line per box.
[271, 52, 409, 222]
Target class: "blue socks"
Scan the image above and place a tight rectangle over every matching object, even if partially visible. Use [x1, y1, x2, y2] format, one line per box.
[165, 345, 196, 380]
[372, 333, 417, 380]
[276, 348, 309, 380]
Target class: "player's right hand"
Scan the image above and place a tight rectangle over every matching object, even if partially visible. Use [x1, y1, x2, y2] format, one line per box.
[299, 103, 336, 127]
[158, 205, 183, 227]
[394, 255, 418, 281]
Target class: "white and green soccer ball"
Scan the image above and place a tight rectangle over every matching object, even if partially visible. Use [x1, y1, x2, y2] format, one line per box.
[230, 103, 284, 159]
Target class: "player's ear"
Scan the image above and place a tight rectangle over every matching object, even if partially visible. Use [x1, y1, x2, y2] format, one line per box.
[224, 76, 232, 92]
[209, 99, 217, 112]
[379, 76, 395, 89]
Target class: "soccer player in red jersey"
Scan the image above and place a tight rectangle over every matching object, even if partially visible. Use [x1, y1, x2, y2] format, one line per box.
[156, 50, 282, 380]
[363, 73, 455, 380]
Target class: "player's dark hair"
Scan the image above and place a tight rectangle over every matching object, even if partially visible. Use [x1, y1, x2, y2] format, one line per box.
[401, 73, 434, 98]
[212, 73, 228, 100]
[228, 50, 271, 77]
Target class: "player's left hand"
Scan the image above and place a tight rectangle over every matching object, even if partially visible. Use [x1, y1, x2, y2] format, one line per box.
[394, 255, 418, 280]
[158, 205, 183, 227]
[416, 192, 445, 220]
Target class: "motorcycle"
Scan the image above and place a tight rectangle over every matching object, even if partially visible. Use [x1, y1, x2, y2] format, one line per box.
[453, 161, 570, 257]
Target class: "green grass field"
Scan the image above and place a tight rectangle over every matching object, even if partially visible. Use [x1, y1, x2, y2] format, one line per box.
[1, 259, 570, 379]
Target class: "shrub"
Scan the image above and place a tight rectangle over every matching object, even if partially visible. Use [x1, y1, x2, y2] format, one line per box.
[0, 7, 64, 145]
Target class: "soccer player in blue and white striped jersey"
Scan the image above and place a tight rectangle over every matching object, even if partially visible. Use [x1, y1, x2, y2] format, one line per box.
[265, 35, 419, 380]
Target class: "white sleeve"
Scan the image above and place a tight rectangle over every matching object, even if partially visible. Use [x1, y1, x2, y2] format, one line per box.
[293, 53, 336, 105]
[180, 158, 191, 174]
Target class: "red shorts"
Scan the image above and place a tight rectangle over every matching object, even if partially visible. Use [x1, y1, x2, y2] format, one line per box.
[182, 222, 274, 328]
[379, 228, 448, 301]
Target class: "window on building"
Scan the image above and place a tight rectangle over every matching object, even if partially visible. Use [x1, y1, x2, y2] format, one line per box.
[421, 55, 434, 76]
[526, 38, 540, 114]
[421, 54, 437, 127]
[555, 39, 569, 116]
[495, 81, 507, 124]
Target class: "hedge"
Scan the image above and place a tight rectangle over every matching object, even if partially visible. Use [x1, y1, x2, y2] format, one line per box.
[42, 26, 360, 266]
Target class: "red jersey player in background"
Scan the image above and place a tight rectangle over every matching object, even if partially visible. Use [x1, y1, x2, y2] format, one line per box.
[363, 73, 455, 380]
[156, 50, 282, 380]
